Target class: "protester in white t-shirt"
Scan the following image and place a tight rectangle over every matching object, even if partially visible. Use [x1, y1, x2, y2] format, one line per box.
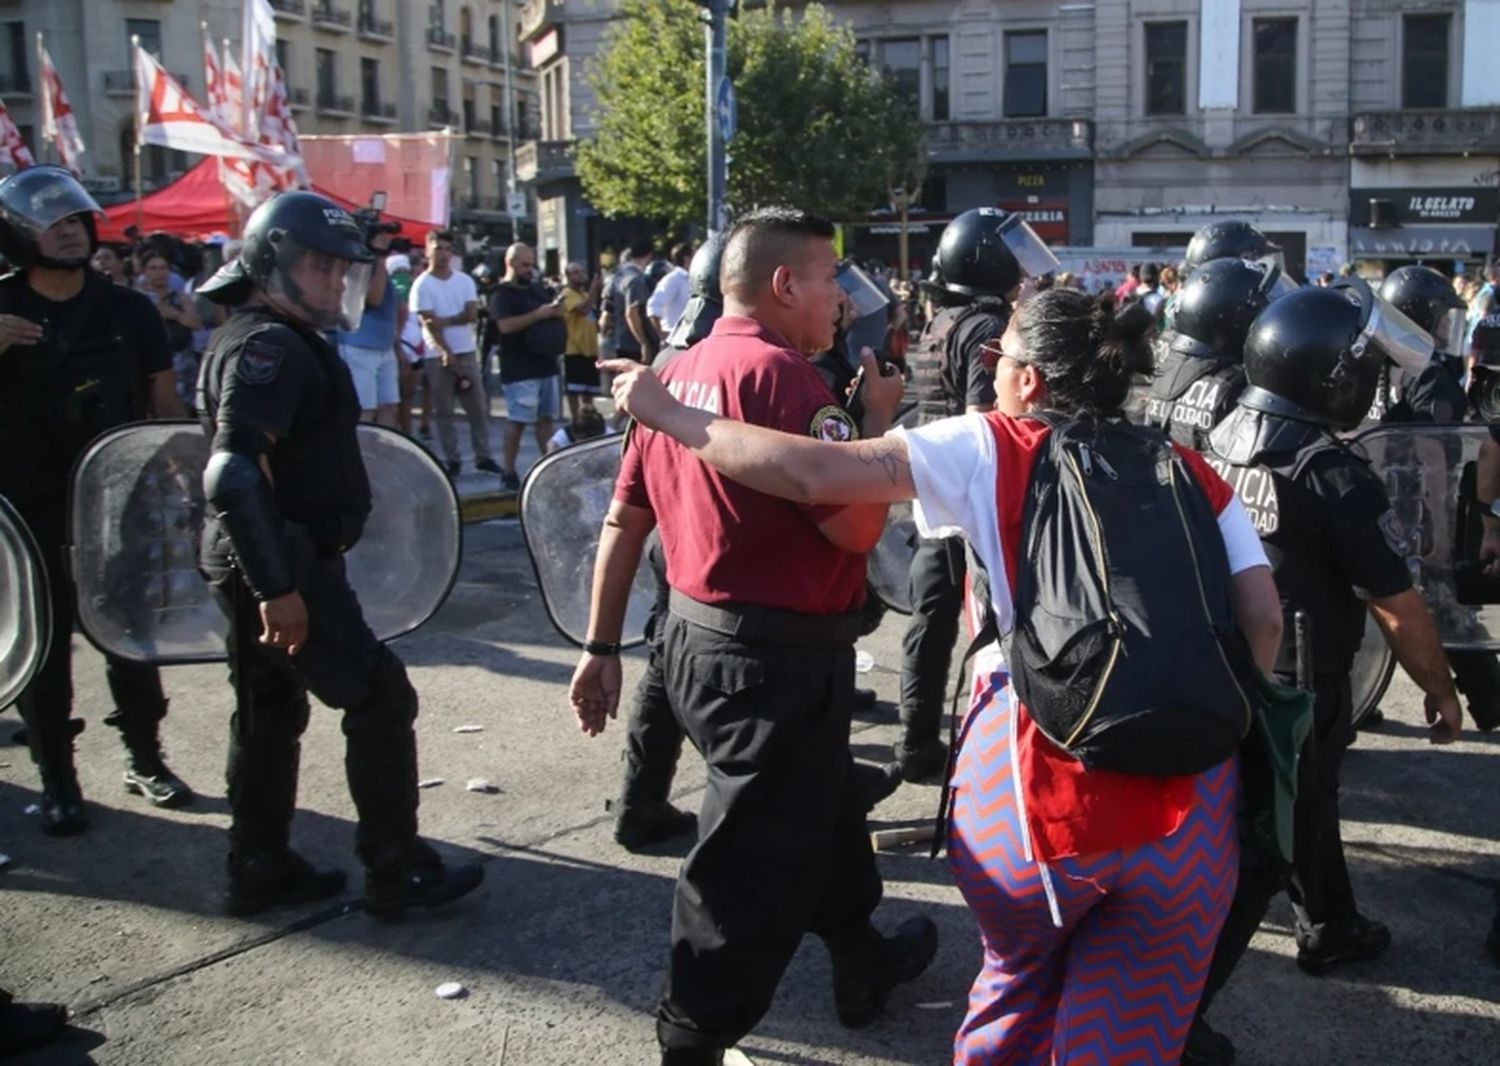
[593, 286, 1284, 1066]
[647, 242, 694, 339]
[411, 230, 499, 478]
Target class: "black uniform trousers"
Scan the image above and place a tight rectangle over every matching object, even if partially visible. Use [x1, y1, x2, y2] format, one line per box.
[620, 541, 685, 809]
[204, 533, 420, 868]
[1199, 673, 1357, 1011]
[655, 612, 883, 1052]
[897, 535, 967, 749]
[13, 504, 166, 779]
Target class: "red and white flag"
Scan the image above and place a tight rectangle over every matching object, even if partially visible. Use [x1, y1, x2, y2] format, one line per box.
[242, 0, 277, 139]
[135, 45, 289, 165]
[37, 40, 85, 173]
[0, 99, 35, 170]
[203, 32, 228, 126]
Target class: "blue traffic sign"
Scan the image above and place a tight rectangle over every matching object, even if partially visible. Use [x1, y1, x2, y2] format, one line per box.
[716, 76, 737, 143]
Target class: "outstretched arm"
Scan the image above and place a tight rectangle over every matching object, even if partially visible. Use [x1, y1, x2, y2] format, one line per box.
[601, 354, 919, 506]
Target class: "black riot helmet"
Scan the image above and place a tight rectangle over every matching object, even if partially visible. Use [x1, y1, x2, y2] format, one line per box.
[0, 165, 103, 269]
[1170, 256, 1291, 361]
[1184, 220, 1282, 273]
[1239, 280, 1435, 430]
[664, 235, 725, 352]
[935, 208, 1060, 301]
[199, 190, 375, 330]
[1380, 265, 1468, 355]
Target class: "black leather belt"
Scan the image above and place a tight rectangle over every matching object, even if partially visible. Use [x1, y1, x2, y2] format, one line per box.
[669, 590, 864, 648]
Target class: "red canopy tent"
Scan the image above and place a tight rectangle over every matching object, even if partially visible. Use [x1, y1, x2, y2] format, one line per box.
[97, 158, 440, 245]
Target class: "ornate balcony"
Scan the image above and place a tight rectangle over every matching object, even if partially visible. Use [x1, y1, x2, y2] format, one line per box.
[427, 28, 457, 54]
[515, 139, 573, 184]
[311, 2, 353, 32]
[1351, 109, 1500, 156]
[270, 0, 307, 18]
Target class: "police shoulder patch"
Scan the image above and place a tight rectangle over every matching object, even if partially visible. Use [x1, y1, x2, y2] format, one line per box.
[235, 339, 285, 386]
[1376, 508, 1408, 559]
[809, 404, 858, 443]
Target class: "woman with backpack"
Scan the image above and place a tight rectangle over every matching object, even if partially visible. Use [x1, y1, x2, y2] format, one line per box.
[600, 287, 1285, 1064]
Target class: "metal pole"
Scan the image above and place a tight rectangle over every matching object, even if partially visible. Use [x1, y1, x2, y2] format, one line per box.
[501, 0, 519, 240]
[131, 35, 144, 231]
[705, 0, 728, 236]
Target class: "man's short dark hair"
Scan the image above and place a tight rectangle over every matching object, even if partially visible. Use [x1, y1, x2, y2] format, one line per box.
[670, 242, 692, 268]
[427, 229, 454, 246]
[1141, 262, 1160, 287]
[721, 206, 836, 299]
[628, 236, 654, 260]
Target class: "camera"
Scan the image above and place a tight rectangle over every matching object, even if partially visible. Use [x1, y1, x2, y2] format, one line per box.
[354, 190, 402, 247]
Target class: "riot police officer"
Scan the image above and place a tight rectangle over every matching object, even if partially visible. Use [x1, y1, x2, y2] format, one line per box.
[1144, 256, 1285, 451]
[1187, 282, 1464, 1065]
[1183, 218, 1283, 275]
[0, 165, 193, 834]
[1371, 265, 1500, 731]
[195, 191, 482, 918]
[610, 237, 727, 852]
[895, 208, 1057, 781]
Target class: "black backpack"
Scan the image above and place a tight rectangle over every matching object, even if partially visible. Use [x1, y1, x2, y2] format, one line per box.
[1002, 413, 1253, 776]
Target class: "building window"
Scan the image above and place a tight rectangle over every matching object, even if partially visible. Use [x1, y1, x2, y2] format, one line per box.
[1252, 18, 1297, 115]
[429, 1, 445, 31]
[1004, 31, 1047, 118]
[464, 155, 478, 201]
[127, 18, 163, 59]
[489, 15, 501, 59]
[0, 22, 27, 93]
[492, 157, 506, 200]
[491, 99, 503, 136]
[1145, 21, 1187, 116]
[1403, 14, 1450, 109]
[315, 48, 336, 107]
[463, 82, 476, 129]
[874, 38, 920, 112]
[432, 66, 450, 118]
[361, 57, 379, 113]
[932, 37, 950, 121]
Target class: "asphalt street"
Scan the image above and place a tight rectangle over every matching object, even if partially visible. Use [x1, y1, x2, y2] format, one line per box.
[3, 510, 1500, 1065]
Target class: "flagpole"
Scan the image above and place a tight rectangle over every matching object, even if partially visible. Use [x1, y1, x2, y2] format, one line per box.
[34, 32, 51, 166]
[131, 35, 143, 232]
[205, 22, 235, 238]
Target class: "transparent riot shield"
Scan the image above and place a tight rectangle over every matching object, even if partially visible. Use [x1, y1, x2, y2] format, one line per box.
[519, 434, 655, 649]
[0, 495, 49, 710]
[521, 406, 925, 645]
[68, 422, 460, 663]
[1349, 612, 1396, 728]
[1352, 423, 1500, 649]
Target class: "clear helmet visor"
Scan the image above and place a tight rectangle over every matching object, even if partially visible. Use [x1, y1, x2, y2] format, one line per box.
[265, 235, 373, 331]
[1340, 277, 1435, 375]
[1252, 255, 1299, 300]
[997, 213, 1062, 279]
[1435, 306, 1467, 354]
[0, 169, 102, 242]
[836, 262, 889, 320]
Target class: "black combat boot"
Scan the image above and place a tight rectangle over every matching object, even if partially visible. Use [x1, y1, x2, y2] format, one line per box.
[122, 735, 196, 809]
[1295, 913, 1391, 975]
[660, 1048, 724, 1065]
[615, 802, 698, 853]
[362, 838, 483, 921]
[891, 737, 948, 784]
[828, 916, 939, 1028]
[225, 848, 347, 917]
[0, 988, 69, 1057]
[38, 766, 88, 837]
[1181, 1014, 1236, 1065]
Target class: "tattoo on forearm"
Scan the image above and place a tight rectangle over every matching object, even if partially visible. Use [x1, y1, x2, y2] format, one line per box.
[853, 439, 909, 486]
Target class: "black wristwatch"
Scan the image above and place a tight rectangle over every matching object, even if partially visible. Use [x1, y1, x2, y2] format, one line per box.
[583, 639, 621, 656]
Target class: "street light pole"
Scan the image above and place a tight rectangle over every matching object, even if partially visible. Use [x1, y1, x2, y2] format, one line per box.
[704, 0, 729, 236]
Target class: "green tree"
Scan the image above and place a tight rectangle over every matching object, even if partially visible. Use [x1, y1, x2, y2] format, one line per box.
[575, 1, 924, 230]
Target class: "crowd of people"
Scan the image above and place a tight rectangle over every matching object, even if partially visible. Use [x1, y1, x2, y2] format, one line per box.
[4, 154, 1500, 1062]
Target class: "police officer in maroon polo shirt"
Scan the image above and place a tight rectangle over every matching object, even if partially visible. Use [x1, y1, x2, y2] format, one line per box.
[571, 207, 938, 1065]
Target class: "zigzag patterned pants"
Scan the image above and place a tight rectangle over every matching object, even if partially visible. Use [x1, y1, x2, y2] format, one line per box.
[948, 680, 1239, 1064]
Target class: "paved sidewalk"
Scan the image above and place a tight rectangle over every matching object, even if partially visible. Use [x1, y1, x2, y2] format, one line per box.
[2, 480, 1499, 1064]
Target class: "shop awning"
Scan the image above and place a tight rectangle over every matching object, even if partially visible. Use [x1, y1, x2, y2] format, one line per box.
[1350, 225, 1496, 258]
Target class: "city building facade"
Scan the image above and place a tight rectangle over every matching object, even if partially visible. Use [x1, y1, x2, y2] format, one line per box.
[0, 0, 539, 240]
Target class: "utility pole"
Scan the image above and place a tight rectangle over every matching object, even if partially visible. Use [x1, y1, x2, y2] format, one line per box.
[702, 0, 731, 237]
